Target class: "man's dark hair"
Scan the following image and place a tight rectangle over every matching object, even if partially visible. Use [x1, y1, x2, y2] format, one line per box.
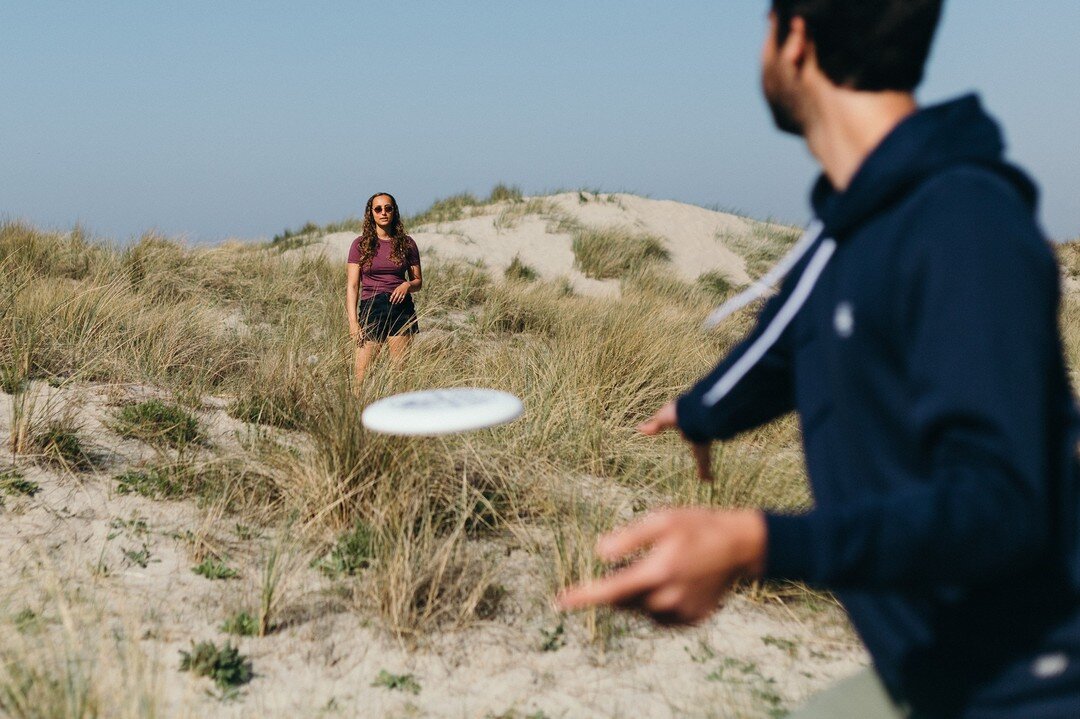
[771, 0, 945, 91]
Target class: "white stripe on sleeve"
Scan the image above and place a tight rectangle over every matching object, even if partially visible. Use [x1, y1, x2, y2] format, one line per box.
[702, 238, 836, 407]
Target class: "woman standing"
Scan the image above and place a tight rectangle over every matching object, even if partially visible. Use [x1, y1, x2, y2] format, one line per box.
[346, 192, 422, 385]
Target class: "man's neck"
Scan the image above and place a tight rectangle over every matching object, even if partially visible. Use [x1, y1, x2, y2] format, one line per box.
[804, 88, 917, 191]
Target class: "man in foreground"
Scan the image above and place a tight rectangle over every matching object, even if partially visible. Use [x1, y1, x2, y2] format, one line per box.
[559, 1, 1080, 716]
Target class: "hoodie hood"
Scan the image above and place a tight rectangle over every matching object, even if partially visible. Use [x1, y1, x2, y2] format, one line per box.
[811, 94, 1039, 237]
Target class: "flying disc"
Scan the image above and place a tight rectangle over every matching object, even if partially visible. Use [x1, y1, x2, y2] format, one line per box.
[361, 388, 524, 436]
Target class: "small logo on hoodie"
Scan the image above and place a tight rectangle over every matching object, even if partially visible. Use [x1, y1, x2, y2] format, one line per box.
[1032, 652, 1068, 680]
[834, 302, 855, 339]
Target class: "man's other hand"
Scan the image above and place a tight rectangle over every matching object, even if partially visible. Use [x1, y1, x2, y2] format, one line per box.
[638, 401, 714, 482]
[556, 508, 767, 626]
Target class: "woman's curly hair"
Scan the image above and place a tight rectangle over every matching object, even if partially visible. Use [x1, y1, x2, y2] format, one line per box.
[355, 192, 410, 270]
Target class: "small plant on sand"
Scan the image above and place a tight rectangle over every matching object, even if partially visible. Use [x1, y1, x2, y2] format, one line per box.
[538, 622, 565, 652]
[33, 420, 94, 471]
[192, 557, 239, 580]
[112, 399, 203, 449]
[114, 465, 186, 499]
[0, 469, 39, 497]
[256, 534, 294, 636]
[122, 544, 154, 569]
[315, 520, 374, 578]
[220, 611, 258, 637]
[179, 640, 253, 695]
[234, 523, 260, 541]
[108, 514, 149, 539]
[504, 255, 538, 282]
[371, 669, 421, 695]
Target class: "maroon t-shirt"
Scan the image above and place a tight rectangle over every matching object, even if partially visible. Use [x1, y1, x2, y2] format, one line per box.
[347, 235, 421, 300]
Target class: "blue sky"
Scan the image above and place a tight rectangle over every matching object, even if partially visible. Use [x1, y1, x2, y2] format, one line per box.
[2, 1, 1078, 242]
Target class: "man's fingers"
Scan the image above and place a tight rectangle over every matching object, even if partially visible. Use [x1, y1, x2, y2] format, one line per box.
[637, 401, 677, 436]
[556, 558, 662, 611]
[595, 512, 673, 562]
[636, 412, 670, 435]
[692, 443, 714, 482]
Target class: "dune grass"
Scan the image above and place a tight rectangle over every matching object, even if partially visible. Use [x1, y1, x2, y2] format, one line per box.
[571, 226, 671, 280]
[718, 220, 801, 280]
[1, 217, 816, 646]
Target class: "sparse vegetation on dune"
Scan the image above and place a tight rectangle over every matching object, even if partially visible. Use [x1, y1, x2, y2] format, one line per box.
[0, 196, 914, 714]
[571, 226, 671, 280]
[718, 220, 802, 280]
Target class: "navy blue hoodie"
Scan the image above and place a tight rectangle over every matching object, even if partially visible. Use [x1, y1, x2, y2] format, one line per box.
[677, 95, 1080, 717]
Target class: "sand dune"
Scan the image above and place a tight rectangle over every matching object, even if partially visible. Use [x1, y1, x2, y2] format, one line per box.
[302, 192, 763, 297]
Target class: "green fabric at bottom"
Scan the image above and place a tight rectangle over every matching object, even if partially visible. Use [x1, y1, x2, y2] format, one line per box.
[788, 668, 911, 719]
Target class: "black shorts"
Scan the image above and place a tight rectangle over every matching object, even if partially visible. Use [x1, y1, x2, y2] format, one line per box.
[358, 293, 419, 343]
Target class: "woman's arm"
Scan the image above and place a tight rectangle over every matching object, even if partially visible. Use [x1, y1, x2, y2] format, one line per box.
[390, 264, 422, 304]
[346, 262, 361, 340]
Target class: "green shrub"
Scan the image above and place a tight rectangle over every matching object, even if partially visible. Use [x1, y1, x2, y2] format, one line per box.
[0, 469, 40, 497]
[192, 557, 239, 580]
[112, 399, 203, 449]
[371, 669, 421, 695]
[315, 521, 374, 578]
[220, 611, 258, 637]
[33, 422, 93, 471]
[178, 640, 252, 691]
[114, 466, 187, 499]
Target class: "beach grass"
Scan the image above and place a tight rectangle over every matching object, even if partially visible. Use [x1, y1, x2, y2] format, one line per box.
[0, 213, 815, 642]
[0, 198, 965, 714]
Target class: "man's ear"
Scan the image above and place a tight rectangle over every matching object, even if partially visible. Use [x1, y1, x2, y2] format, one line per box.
[780, 15, 810, 71]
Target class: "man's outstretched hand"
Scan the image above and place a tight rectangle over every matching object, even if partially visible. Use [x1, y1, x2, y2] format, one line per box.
[637, 400, 714, 482]
[556, 508, 767, 625]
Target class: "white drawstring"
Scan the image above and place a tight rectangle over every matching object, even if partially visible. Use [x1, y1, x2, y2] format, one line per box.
[702, 237, 836, 407]
[703, 220, 825, 329]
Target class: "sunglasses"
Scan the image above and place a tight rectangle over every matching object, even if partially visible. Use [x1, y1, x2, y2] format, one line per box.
[372, 204, 395, 214]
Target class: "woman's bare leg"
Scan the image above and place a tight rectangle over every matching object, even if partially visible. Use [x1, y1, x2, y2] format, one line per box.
[386, 334, 412, 366]
[354, 340, 382, 389]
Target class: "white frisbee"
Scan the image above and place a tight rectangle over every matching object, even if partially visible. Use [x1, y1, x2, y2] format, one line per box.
[361, 388, 524, 436]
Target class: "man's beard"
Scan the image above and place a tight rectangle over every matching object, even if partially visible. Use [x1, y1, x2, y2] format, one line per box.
[766, 92, 804, 136]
